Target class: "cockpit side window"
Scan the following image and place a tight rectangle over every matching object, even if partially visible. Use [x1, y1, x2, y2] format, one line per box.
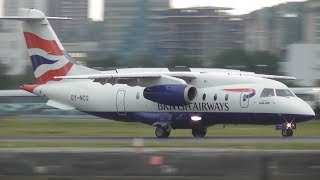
[276, 89, 295, 97]
[260, 88, 275, 97]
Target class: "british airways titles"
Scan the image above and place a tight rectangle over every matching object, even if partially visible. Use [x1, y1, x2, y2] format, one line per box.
[158, 102, 229, 111]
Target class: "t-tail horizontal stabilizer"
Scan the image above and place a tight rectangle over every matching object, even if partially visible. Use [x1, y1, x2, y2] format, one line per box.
[0, 8, 71, 21]
[0, 16, 71, 21]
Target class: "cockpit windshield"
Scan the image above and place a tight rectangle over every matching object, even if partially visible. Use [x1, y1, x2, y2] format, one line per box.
[276, 89, 295, 97]
[260, 88, 275, 97]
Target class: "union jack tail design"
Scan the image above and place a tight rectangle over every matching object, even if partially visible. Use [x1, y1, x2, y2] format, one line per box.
[20, 9, 77, 84]
[0, 9, 98, 93]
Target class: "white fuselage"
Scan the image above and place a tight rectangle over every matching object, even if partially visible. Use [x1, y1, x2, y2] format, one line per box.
[32, 72, 315, 128]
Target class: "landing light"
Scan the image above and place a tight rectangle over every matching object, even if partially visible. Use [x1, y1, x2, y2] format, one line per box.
[286, 123, 292, 128]
[191, 116, 202, 121]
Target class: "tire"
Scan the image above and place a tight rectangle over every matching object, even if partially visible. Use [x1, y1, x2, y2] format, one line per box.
[192, 128, 207, 137]
[282, 129, 293, 137]
[287, 129, 294, 136]
[155, 127, 170, 138]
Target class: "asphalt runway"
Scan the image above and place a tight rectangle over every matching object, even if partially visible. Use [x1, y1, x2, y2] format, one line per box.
[0, 151, 319, 180]
[0, 137, 320, 143]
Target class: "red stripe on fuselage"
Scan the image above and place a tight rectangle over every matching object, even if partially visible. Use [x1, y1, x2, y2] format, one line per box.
[23, 32, 63, 56]
[36, 62, 73, 84]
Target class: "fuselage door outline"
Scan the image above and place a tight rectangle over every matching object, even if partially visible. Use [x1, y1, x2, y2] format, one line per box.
[240, 90, 250, 108]
[116, 90, 126, 116]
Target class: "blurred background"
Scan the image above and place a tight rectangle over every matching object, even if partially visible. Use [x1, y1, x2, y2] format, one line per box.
[3, 0, 320, 118]
[1, 0, 317, 84]
[1, 2, 320, 179]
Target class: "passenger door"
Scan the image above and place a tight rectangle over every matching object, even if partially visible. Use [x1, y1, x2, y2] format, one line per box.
[240, 90, 250, 108]
[116, 90, 126, 116]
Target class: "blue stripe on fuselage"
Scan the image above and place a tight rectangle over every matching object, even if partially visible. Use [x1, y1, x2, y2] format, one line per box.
[30, 55, 58, 71]
[82, 111, 314, 128]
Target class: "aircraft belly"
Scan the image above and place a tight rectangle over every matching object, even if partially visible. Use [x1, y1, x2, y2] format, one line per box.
[83, 111, 311, 128]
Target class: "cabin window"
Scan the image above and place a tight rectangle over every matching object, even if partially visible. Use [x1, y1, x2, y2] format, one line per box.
[202, 94, 206, 101]
[213, 94, 217, 101]
[225, 94, 229, 101]
[260, 88, 275, 97]
[276, 89, 295, 97]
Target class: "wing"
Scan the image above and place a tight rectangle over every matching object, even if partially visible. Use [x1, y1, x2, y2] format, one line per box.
[245, 73, 296, 80]
[55, 70, 295, 87]
[55, 72, 197, 87]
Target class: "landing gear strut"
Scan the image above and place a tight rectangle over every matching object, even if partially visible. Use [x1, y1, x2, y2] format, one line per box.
[155, 127, 170, 138]
[192, 128, 207, 137]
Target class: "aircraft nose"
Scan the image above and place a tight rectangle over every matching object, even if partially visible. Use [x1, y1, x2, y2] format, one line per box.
[299, 99, 315, 120]
[307, 106, 315, 117]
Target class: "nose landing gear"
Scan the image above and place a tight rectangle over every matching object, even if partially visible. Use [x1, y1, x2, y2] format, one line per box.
[277, 116, 296, 137]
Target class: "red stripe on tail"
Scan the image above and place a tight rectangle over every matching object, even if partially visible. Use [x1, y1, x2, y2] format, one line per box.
[36, 62, 73, 84]
[24, 32, 63, 56]
[20, 84, 38, 93]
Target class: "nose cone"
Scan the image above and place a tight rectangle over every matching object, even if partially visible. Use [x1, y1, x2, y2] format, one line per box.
[297, 98, 315, 121]
[304, 106, 315, 121]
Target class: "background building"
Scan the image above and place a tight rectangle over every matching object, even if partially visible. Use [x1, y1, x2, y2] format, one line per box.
[285, 44, 320, 86]
[304, 0, 320, 43]
[244, 2, 304, 57]
[102, 0, 170, 59]
[47, 0, 89, 43]
[243, 9, 273, 53]
[153, 7, 244, 65]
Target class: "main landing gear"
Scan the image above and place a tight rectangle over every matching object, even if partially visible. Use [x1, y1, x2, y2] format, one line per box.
[155, 126, 171, 138]
[192, 128, 207, 137]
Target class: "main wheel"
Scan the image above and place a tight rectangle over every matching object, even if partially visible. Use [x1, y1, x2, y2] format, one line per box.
[281, 129, 293, 137]
[155, 127, 170, 138]
[192, 128, 207, 137]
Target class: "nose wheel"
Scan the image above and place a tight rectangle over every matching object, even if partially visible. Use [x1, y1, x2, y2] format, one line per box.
[281, 128, 293, 137]
[279, 115, 296, 137]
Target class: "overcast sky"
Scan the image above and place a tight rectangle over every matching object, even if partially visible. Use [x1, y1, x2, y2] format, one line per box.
[171, 0, 307, 14]
[89, 0, 307, 20]
[0, 0, 308, 19]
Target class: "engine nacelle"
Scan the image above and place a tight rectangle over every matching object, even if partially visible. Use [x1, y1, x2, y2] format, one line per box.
[143, 84, 197, 106]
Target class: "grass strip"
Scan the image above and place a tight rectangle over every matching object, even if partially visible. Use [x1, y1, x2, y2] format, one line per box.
[0, 118, 319, 149]
[0, 118, 319, 137]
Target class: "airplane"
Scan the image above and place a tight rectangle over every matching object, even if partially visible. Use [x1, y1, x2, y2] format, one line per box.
[0, 9, 315, 138]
